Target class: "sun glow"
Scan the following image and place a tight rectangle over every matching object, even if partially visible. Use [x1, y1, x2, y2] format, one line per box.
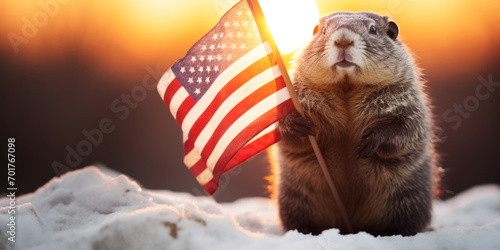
[259, 0, 319, 54]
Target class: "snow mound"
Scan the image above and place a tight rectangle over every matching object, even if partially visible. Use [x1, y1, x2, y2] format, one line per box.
[1, 167, 500, 250]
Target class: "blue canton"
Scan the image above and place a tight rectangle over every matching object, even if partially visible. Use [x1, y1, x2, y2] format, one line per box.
[171, 2, 262, 101]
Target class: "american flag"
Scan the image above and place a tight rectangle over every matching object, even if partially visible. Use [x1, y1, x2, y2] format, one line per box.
[157, 0, 294, 195]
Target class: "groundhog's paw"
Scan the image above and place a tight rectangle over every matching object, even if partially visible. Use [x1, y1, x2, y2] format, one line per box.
[279, 111, 315, 137]
[355, 128, 386, 159]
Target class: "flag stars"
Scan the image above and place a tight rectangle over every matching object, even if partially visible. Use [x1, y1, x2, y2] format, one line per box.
[175, 6, 263, 100]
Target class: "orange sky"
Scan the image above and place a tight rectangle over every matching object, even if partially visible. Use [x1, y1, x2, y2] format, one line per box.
[1, 0, 499, 82]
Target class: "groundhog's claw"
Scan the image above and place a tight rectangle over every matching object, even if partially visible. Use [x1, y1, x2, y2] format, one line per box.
[356, 129, 383, 159]
[280, 111, 315, 137]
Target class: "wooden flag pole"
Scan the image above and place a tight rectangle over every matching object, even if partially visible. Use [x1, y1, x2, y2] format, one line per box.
[246, 0, 353, 233]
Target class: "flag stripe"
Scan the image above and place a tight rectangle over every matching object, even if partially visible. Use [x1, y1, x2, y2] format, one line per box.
[181, 42, 273, 139]
[199, 75, 286, 166]
[184, 147, 202, 169]
[185, 56, 277, 149]
[157, 68, 175, 100]
[194, 65, 282, 156]
[175, 98, 196, 126]
[246, 121, 278, 145]
[188, 159, 206, 177]
[187, 126, 280, 180]
[213, 99, 294, 177]
[196, 167, 214, 186]
[170, 86, 190, 120]
[207, 87, 292, 171]
[163, 80, 182, 111]
[189, 124, 280, 179]
[224, 125, 280, 174]
[181, 60, 280, 158]
[203, 179, 219, 195]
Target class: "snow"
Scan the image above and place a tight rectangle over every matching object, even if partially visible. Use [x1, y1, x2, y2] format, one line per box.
[1, 166, 500, 250]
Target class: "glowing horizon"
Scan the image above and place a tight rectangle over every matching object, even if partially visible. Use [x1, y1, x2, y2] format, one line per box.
[0, 0, 498, 81]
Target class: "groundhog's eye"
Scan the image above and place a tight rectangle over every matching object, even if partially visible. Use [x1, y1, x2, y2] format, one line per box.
[369, 25, 377, 34]
[322, 26, 327, 35]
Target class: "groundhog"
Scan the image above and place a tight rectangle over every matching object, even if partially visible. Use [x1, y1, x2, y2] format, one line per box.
[270, 11, 440, 236]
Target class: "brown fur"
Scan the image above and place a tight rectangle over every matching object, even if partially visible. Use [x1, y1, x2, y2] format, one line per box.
[269, 12, 440, 236]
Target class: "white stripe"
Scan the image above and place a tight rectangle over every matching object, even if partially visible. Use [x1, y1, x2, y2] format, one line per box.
[245, 122, 278, 145]
[196, 168, 214, 186]
[193, 65, 281, 149]
[181, 42, 273, 141]
[156, 67, 190, 119]
[206, 87, 291, 171]
[170, 88, 190, 120]
[157, 68, 175, 100]
[184, 148, 201, 169]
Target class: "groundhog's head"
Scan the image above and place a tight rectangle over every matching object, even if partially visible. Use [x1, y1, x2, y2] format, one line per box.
[292, 12, 415, 87]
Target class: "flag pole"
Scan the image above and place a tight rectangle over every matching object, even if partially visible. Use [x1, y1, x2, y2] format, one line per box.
[246, 0, 353, 233]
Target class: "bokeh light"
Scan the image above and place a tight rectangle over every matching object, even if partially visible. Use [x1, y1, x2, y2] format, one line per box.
[260, 0, 319, 54]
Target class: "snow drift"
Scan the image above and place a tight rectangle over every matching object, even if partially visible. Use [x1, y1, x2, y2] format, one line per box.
[1, 166, 500, 250]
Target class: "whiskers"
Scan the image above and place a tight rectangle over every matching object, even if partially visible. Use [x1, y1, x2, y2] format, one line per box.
[360, 39, 399, 82]
[292, 43, 330, 82]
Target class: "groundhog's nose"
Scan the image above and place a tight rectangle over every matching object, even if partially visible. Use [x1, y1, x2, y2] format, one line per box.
[334, 38, 354, 48]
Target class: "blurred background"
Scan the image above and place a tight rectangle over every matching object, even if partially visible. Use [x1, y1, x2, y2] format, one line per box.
[1, 0, 499, 202]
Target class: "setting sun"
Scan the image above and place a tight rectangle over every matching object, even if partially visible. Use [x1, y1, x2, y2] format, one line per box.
[260, 0, 319, 54]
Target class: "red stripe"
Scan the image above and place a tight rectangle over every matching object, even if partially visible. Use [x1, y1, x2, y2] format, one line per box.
[176, 98, 196, 126]
[163, 78, 182, 109]
[184, 56, 275, 152]
[184, 139, 194, 157]
[212, 99, 295, 180]
[203, 178, 219, 195]
[223, 128, 281, 174]
[199, 76, 287, 163]
[188, 159, 207, 177]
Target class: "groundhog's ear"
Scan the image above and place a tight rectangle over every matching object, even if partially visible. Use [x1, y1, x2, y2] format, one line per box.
[387, 21, 399, 40]
[313, 24, 319, 36]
